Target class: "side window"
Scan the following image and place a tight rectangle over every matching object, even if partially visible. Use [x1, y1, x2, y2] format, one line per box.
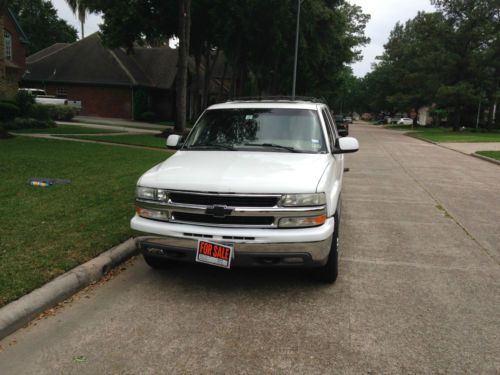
[321, 108, 335, 150]
[4, 31, 12, 60]
[325, 110, 339, 138]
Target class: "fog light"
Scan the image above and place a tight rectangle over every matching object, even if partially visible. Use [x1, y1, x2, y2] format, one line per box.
[136, 207, 170, 221]
[279, 214, 326, 228]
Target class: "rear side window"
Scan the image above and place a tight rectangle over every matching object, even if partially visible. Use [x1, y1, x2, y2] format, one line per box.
[321, 109, 336, 149]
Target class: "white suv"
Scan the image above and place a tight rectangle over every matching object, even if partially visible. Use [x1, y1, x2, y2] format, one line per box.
[131, 98, 359, 283]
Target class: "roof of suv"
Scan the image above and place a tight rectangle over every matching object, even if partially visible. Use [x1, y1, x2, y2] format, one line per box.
[209, 98, 324, 111]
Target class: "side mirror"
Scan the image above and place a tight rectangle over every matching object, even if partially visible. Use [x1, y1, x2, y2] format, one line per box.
[166, 134, 182, 149]
[338, 128, 349, 137]
[332, 137, 359, 154]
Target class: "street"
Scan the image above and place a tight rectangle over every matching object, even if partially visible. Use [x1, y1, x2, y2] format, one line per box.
[1, 123, 499, 374]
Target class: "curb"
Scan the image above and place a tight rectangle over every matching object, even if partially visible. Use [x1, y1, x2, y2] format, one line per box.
[0, 238, 138, 340]
[472, 153, 500, 166]
[405, 133, 500, 166]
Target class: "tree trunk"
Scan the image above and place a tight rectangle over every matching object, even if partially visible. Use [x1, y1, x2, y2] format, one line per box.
[192, 47, 202, 119]
[452, 110, 461, 132]
[486, 82, 498, 130]
[217, 60, 228, 102]
[203, 46, 219, 108]
[175, 0, 191, 133]
[0, 3, 7, 99]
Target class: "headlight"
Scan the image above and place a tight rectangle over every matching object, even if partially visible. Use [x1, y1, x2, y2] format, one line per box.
[136, 207, 170, 221]
[279, 193, 326, 207]
[279, 215, 326, 228]
[136, 186, 169, 202]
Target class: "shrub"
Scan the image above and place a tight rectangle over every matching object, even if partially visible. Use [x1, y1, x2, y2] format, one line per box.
[27, 104, 75, 121]
[28, 104, 51, 121]
[0, 102, 20, 121]
[1, 117, 55, 130]
[45, 105, 76, 121]
[15, 91, 35, 116]
[140, 111, 156, 122]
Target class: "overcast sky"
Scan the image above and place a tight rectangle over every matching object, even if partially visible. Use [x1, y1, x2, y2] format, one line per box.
[50, 0, 435, 78]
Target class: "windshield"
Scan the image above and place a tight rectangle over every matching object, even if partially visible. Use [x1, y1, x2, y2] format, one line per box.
[184, 108, 326, 153]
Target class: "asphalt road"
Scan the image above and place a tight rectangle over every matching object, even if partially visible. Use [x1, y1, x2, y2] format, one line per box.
[1, 123, 499, 374]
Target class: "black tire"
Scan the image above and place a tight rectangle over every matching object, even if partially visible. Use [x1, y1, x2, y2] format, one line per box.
[143, 254, 175, 269]
[315, 209, 340, 284]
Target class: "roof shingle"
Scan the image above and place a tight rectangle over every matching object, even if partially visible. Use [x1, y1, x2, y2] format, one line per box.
[23, 33, 178, 89]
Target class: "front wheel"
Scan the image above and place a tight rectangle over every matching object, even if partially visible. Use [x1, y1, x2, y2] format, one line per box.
[315, 210, 340, 284]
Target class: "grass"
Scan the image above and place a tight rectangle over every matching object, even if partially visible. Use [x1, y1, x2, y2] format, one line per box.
[476, 151, 500, 161]
[0, 137, 168, 306]
[384, 125, 500, 143]
[61, 134, 167, 149]
[14, 124, 120, 135]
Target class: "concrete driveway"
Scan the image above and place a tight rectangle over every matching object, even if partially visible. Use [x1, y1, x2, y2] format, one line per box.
[1, 123, 499, 374]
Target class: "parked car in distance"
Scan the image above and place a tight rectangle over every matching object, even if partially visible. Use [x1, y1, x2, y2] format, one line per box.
[18, 88, 46, 96]
[334, 115, 349, 136]
[344, 116, 353, 124]
[397, 118, 413, 125]
[18, 88, 82, 113]
[131, 97, 360, 283]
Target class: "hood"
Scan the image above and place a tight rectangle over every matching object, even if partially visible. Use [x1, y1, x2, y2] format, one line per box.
[138, 151, 330, 194]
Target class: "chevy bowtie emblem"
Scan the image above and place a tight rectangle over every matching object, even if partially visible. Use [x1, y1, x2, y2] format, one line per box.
[206, 205, 233, 218]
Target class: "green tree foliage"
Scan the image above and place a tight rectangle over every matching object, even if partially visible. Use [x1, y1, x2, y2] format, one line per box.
[208, 0, 370, 100]
[10, 0, 78, 55]
[82, 0, 369, 130]
[364, 0, 499, 130]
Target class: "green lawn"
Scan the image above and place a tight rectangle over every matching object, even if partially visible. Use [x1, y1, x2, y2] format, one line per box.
[0, 137, 168, 306]
[477, 151, 500, 161]
[14, 124, 120, 135]
[62, 134, 168, 148]
[385, 126, 500, 142]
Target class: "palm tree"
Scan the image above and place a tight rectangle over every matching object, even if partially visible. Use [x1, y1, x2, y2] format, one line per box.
[65, 0, 87, 39]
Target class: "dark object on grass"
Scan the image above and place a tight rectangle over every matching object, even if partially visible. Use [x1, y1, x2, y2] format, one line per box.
[28, 178, 72, 187]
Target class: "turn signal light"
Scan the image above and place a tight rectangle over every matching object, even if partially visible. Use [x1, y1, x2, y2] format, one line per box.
[279, 214, 327, 228]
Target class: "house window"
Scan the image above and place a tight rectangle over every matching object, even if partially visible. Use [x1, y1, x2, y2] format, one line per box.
[4, 31, 12, 60]
[56, 88, 67, 98]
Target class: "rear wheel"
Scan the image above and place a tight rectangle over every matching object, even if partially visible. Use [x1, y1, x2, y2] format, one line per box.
[315, 209, 340, 284]
[143, 254, 175, 269]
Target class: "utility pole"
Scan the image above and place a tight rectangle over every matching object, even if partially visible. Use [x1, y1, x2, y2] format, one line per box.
[292, 0, 304, 100]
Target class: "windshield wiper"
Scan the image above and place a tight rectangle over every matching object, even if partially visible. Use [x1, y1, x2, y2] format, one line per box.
[243, 143, 301, 153]
[186, 144, 236, 151]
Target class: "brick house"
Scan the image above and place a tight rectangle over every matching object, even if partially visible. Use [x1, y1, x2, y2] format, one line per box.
[22, 33, 181, 120]
[1, 9, 28, 98]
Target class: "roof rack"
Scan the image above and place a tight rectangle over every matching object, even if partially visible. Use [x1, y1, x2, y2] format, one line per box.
[226, 96, 325, 103]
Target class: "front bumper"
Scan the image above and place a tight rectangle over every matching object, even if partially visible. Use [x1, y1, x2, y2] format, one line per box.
[131, 215, 334, 267]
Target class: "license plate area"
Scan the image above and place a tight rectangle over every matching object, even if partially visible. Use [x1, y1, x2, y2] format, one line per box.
[196, 240, 233, 269]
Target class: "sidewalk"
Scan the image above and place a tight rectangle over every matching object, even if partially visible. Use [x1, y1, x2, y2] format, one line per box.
[57, 121, 161, 134]
[439, 142, 500, 154]
[73, 116, 169, 130]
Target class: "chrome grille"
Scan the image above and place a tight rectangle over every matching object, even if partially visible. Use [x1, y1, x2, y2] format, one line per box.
[169, 192, 280, 207]
[136, 191, 326, 228]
